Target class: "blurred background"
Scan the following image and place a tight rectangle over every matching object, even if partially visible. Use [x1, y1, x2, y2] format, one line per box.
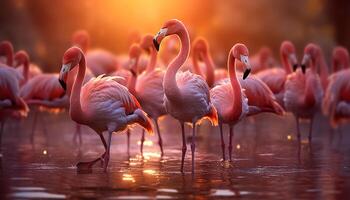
[0, 0, 349, 72]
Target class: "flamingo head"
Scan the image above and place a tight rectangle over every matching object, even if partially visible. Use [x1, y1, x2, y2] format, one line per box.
[128, 44, 142, 75]
[153, 19, 185, 51]
[14, 50, 29, 67]
[232, 43, 251, 80]
[0, 40, 14, 65]
[301, 43, 320, 73]
[140, 34, 155, 53]
[332, 47, 349, 72]
[281, 41, 298, 72]
[59, 46, 84, 90]
[72, 30, 90, 53]
[192, 37, 209, 61]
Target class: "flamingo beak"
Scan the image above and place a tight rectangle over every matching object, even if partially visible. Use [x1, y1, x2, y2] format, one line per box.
[153, 28, 168, 52]
[240, 55, 251, 80]
[289, 54, 298, 72]
[58, 63, 71, 91]
[301, 54, 310, 74]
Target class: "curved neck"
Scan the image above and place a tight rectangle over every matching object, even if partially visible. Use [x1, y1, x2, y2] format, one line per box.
[202, 51, 215, 87]
[228, 53, 242, 119]
[281, 51, 292, 74]
[127, 58, 139, 96]
[164, 29, 190, 101]
[192, 51, 204, 77]
[3, 47, 13, 66]
[70, 54, 86, 123]
[145, 47, 157, 73]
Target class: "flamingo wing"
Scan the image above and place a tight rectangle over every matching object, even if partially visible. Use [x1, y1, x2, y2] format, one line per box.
[256, 68, 286, 94]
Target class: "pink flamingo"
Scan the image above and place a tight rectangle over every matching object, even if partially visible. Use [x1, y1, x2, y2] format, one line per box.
[0, 64, 29, 151]
[256, 41, 298, 107]
[153, 19, 218, 173]
[127, 34, 167, 156]
[14, 50, 42, 84]
[284, 43, 324, 143]
[0, 41, 14, 66]
[58, 46, 153, 171]
[323, 47, 350, 127]
[72, 30, 118, 76]
[331, 47, 349, 73]
[13, 50, 42, 86]
[249, 47, 276, 74]
[212, 44, 284, 160]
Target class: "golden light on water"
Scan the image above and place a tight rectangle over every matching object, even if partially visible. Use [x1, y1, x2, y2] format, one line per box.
[143, 169, 157, 175]
[236, 144, 241, 150]
[122, 174, 136, 183]
[137, 140, 154, 146]
[287, 135, 292, 140]
[42, 150, 47, 155]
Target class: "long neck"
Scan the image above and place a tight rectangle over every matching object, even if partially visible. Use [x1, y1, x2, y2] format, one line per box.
[281, 51, 292, 74]
[192, 51, 204, 77]
[202, 51, 215, 87]
[5, 47, 13, 66]
[22, 58, 29, 83]
[228, 53, 242, 118]
[70, 55, 86, 123]
[145, 47, 157, 73]
[164, 29, 190, 101]
[127, 59, 139, 96]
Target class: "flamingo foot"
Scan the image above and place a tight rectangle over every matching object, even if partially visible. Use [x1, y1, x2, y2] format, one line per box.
[76, 153, 106, 173]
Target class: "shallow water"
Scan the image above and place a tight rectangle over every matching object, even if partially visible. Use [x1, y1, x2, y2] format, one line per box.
[1, 112, 350, 199]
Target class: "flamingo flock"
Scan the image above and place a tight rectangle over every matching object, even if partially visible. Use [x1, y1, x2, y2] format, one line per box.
[0, 19, 349, 173]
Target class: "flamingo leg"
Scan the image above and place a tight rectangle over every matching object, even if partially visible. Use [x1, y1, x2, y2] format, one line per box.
[308, 117, 314, 143]
[0, 121, 4, 152]
[154, 118, 164, 157]
[219, 123, 225, 161]
[295, 116, 301, 144]
[76, 132, 107, 171]
[126, 129, 130, 157]
[229, 126, 234, 161]
[191, 122, 196, 173]
[140, 129, 145, 156]
[73, 123, 82, 147]
[180, 122, 186, 172]
[103, 131, 113, 172]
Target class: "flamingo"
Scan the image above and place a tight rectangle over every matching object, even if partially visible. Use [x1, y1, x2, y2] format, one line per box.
[323, 47, 350, 127]
[58, 46, 153, 171]
[13, 50, 42, 86]
[236, 46, 276, 74]
[212, 45, 284, 161]
[127, 34, 167, 156]
[256, 41, 298, 107]
[0, 64, 29, 151]
[284, 43, 324, 143]
[331, 47, 349, 73]
[14, 50, 42, 83]
[153, 19, 218, 173]
[72, 30, 118, 76]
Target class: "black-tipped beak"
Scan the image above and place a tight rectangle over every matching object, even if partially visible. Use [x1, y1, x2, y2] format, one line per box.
[293, 64, 298, 72]
[301, 65, 306, 74]
[59, 79, 67, 91]
[153, 38, 160, 52]
[243, 68, 251, 80]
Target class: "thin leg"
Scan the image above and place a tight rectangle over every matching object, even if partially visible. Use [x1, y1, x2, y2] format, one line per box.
[229, 126, 234, 161]
[31, 111, 38, 144]
[295, 115, 301, 144]
[0, 121, 4, 153]
[308, 117, 314, 144]
[73, 123, 82, 147]
[103, 131, 113, 172]
[140, 129, 145, 156]
[180, 122, 186, 172]
[126, 129, 130, 157]
[76, 132, 107, 171]
[219, 123, 225, 161]
[154, 118, 164, 157]
[191, 122, 196, 173]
